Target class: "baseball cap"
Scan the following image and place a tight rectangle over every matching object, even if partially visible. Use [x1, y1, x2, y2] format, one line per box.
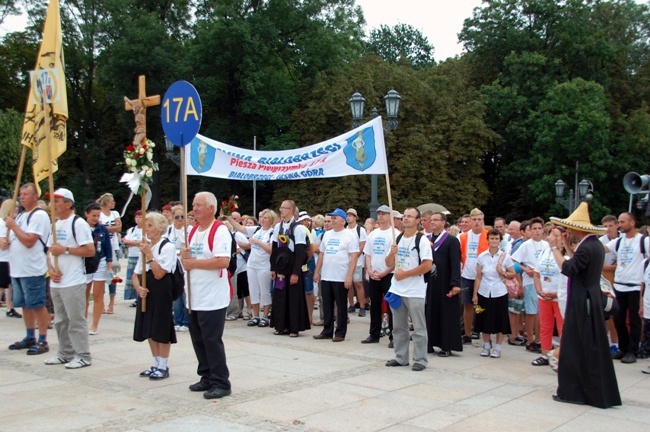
[45, 188, 74, 203]
[327, 208, 347, 220]
[346, 208, 358, 218]
[392, 210, 403, 219]
[376, 205, 391, 214]
[298, 210, 310, 222]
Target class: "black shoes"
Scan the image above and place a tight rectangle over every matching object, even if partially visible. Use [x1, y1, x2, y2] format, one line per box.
[611, 350, 625, 360]
[313, 333, 332, 340]
[204, 386, 232, 399]
[621, 352, 637, 364]
[361, 336, 379, 344]
[462, 335, 472, 344]
[189, 379, 211, 392]
[6, 308, 22, 318]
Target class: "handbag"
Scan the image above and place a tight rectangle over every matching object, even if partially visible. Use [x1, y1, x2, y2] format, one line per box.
[600, 275, 618, 319]
[497, 252, 521, 299]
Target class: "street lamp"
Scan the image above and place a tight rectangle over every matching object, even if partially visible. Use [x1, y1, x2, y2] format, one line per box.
[164, 137, 182, 200]
[555, 177, 594, 213]
[349, 89, 401, 219]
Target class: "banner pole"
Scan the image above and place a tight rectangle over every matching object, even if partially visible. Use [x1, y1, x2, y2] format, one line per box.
[181, 138, 192, 313]
[6, 147, 27, 239]
[43, 96, 58, 271]
[141, 192, 147, 313]
[253, 136, 257, 217]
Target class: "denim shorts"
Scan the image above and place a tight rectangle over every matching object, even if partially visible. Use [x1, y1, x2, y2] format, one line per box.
[12, 275, 47, 309]
[523, 283, 539, 314]
[460, 277, 474, 305]
[508, 297, 525, 314]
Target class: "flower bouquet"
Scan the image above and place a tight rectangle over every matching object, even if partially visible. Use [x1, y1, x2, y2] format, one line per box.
[111, 275, 123, 285]
[220, 195, 239, 216]
[121, 139, 159, 195]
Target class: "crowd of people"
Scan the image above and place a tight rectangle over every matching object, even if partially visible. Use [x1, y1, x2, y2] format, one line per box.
[3, 184, 650, 408]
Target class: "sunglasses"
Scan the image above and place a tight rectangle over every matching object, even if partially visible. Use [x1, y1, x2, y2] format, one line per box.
[174, 215, 184, 220]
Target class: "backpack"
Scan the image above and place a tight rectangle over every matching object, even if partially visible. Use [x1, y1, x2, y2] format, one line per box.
[240, 226, 261, 262]
[285, 221, 313, 264]
[71, 215, 101, 275]
[615, 234, 648, 258]
[188, 220, 237, 275]
[25, 207, 50, 253]
[395, 232, 430, 282]
[159, 239, 185, 301]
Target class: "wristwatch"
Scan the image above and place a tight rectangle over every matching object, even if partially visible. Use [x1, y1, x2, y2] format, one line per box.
[65, 247, 70, 255]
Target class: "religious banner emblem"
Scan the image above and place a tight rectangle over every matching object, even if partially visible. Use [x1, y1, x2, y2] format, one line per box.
[343, 126, 376, 172]
[190, 137, 216, 173]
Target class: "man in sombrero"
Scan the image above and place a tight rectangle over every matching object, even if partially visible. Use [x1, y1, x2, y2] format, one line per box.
[547, 202, 621, 408]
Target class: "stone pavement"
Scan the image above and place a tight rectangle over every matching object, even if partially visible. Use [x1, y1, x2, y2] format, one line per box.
[1, 277, 650, 431]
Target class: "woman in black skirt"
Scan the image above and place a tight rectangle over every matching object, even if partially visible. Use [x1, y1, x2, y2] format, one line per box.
[472, 228, 515, 359]
[133, 212, 177, 380]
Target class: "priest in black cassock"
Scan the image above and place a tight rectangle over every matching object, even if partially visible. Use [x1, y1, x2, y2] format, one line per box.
[549, 202, 621, 408]
[425, 212, 463, 356]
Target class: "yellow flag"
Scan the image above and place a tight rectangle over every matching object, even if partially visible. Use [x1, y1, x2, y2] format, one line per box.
[20, 0, 67, 186]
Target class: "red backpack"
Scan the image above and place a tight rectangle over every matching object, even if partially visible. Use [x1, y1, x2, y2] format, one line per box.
[187, 220, 235, 299]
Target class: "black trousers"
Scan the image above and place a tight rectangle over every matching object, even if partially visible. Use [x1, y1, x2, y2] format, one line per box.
[368, 274, 393, 340]
[188, 307, 231, 389]
[613, 288, 642, 355]
[321, 280, 348, 338]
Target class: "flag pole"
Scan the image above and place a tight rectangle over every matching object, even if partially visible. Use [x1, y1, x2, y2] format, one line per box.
[140, 192, 147, 313]
[6, 147, 27, 239]
[181, 141, 191, 313]
[43, 95, 58, 271]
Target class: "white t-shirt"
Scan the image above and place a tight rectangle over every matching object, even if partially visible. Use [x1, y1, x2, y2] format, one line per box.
[9, 208, 50, 277]
[388, 233, 433, 298]
[535, 247, 561, 300]
[364, 227, 400, 274]
[347, 224, 367, 268]
[0, 219, 9, 262]
[186, 222, 232, 311]
[100, 210, 121, 252]
[461, 230, 482, 280]
[600, 234, 619, 268]
[643, 258, 650, 318]
[49, 216, 94, 288]
[511, 239, 549, 286]
[134, 238, 176, 275]
[320, 229, 359, 282]
[165, 225, 189, 253]
[606, 233, 650, 292]
[124, 226, 143, 258]
[234, 231, 249, 274]
[244, 226, 273, 270]
[476, 249, 513, 298]
[499, 233, 511, 252]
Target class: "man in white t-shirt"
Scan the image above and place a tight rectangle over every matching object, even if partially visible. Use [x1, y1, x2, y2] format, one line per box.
[346, 208, 367, 316]
[599, 214, 619, 353]
[313, 208, 359, 342]
[362, 205, 399, 345]
[181, 192, 232, 400]
[1, 183, 51, 355]
[44, 189, 95, 369]
[385, 207, 433, 371]
[494, 217, 510, 251]
[511, 217, 548, 353]
[604, 212, 650, 364]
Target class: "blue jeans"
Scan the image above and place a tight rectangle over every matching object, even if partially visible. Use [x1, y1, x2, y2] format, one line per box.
[12, 276, 47, 309]
[174, 292, 189, 327]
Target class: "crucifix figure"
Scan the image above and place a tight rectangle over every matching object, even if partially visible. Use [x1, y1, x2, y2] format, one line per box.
[124, 75, 160, 149]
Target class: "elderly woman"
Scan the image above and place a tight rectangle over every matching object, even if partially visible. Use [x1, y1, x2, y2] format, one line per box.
[165, 205, 190, 331]
[85, 202, 113, 335]
[473, 228, 515, 358]
[97, 193, 121, 314]
[132, 212, 177, 380]
[122, 210, 143, 305]
[227, 209, 277, 327]
[531, 226, 565, 366]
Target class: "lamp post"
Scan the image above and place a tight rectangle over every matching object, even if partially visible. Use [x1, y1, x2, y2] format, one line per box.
[555, 162, 594, 213]
[164, 137, 182, 200]
[349, 89, 401, 219]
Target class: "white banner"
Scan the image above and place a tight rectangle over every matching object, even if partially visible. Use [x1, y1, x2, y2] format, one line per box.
[183, 117, 387, 180]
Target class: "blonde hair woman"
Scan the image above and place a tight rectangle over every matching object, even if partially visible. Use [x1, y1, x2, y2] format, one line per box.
[0, 199, 21, 318]
[97, 193, 121, 314]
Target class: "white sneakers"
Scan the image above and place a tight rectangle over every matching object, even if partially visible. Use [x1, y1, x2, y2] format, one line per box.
[44, 356, 91, 368]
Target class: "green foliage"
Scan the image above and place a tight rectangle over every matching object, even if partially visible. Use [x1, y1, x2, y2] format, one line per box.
[367, 23, 434, 68]
[0, 109, 23, 190]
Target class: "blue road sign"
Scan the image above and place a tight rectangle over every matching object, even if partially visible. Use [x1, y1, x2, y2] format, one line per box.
[161, 81, 202, 147]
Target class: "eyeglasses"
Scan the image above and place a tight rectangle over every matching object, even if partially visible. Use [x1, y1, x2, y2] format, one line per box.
[431, 218, 443, 222]
[174, 215, 184, 220]
[279, 206, 291, 210]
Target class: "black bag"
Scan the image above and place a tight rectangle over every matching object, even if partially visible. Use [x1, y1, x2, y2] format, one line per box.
[159, 239, 185, 301]
[71, 215, 101, 274]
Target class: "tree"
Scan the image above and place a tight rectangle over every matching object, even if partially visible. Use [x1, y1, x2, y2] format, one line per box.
[367, 23, 434, 68]
[0, 109, 24, 190]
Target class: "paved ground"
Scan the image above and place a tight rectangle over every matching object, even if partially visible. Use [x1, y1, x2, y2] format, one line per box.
[1, 271, 650, 431]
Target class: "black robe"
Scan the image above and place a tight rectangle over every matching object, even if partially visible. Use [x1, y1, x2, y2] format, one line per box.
[270, 241, 311, 334]
[557, 235, 621, 408]
[426, 232, 463, 352]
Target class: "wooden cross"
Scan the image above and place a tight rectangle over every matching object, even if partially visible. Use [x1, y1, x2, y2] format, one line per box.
[124, 75, 160, 148]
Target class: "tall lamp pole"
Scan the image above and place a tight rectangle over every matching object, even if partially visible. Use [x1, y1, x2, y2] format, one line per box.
[554, 162, 594, 213]
[349, 89, 401, 219]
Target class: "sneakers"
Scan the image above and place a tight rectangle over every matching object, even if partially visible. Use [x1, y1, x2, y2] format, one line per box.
[358, 308, 366, 317]
[621, 353, 637, 364]
[26, 341, 49, 355]
[480, 348, 491, 357]
[470, 331, 480, 339]
[149, 367, 169, 380]
[531, 356, 549, 366]
[204, 386, 232, 399]
[612, 350, 625, 360]
[642, 366, 650, 374]
[526, 342, 542, 354]
[177, 325, 189, 332]
[8, 337, 36, 350]
[347, 306, 356, 313]
[508, 338, 526, 346]
[490, 350, 501, 358]
[610, 345, 619, 355]
[65, 358, 91, 369]
[44, 356, 70, 365]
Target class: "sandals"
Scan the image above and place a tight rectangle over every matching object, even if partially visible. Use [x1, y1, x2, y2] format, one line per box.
[247, 317, 260, 327]
[532, 356, 549, 366]
[26, 341, 49, 355]
[258, 317, 269, 327]
[9, 338, 36, 350]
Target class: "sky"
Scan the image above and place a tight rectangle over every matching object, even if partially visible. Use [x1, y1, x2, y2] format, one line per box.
[1, 1, 483, 60]
[356, 0, 484, 60]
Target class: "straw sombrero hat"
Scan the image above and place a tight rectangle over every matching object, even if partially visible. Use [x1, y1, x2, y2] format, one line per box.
[550, 202, 606, 234]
